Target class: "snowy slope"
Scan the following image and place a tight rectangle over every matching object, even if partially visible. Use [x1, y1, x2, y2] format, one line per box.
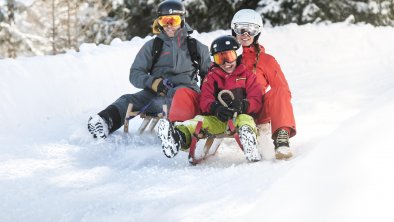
[1, 24, 394, 222]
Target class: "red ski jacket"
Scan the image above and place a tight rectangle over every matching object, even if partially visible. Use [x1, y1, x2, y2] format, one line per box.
[200, 64, 262, 116]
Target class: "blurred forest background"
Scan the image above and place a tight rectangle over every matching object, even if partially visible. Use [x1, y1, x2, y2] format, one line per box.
[1, 0, 393, 58]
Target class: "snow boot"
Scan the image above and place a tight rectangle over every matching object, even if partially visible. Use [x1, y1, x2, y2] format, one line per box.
[239, 125, 262, 162]
[157, 119, 186, 158]
[274, 128, 293, 160]
[88, 105, 122, 139]
[88, 115, 109, 139]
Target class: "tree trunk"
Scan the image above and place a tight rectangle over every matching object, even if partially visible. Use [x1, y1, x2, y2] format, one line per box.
[51, 0, 57, 55]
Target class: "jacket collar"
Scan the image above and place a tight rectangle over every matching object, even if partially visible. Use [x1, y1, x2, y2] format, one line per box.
[242, 44, 266, 56]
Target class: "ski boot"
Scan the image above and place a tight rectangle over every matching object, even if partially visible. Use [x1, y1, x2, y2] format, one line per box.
[239, 125, 262, 162]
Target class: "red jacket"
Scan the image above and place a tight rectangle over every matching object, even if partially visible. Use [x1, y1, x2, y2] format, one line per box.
[241, 45, 291, 95]
[200, 64, 262, 116]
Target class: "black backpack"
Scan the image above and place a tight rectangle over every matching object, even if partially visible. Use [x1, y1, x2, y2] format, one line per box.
[150, 34, 203, 81]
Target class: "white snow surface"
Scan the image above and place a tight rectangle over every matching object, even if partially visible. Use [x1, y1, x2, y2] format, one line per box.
[1, 24, 394, 221]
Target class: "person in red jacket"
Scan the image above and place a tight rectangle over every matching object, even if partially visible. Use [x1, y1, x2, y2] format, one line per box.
[157, 35, 263, 162]
[231, 9, 297, 160]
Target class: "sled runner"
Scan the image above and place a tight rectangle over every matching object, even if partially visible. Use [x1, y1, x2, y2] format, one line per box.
[123, 103, 165, 134]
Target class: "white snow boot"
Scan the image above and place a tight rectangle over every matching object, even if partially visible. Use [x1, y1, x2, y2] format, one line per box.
[88, 115, 109, 139]
[157, 119, 185, 158]
[274, 129, 293, 160]
[239, 125, 262, 162]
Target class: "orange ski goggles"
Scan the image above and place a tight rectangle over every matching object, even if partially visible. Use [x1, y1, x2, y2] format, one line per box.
[158, 15, 182, 27]
[213, 50, 237, 65]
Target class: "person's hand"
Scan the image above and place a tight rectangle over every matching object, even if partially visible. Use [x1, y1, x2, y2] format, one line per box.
[220, 93, 233, 107]
[230, 99, 249, 114]
[214, 105, 235, 122]
[151, 78, 168, 96]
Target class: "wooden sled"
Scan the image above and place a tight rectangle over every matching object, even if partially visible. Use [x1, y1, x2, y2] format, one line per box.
[123, 98, 244, 165]
[123, 103, 165, 134]
[188, 119, 243, 165]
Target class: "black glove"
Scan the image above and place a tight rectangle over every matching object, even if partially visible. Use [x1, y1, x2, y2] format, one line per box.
[220, 93, 234, 107]
[156, 80, 168, 96]
[230, 99, 249, 114]
[214, 105, 235, 122]
[152, 78, 173, 96]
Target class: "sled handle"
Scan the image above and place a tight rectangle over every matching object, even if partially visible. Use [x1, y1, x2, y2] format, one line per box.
[218, 90, 234, 107]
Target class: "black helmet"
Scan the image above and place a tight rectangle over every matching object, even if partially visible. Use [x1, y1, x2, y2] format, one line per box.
[157, 0, 186, 17]
[210, 35, 240, 55]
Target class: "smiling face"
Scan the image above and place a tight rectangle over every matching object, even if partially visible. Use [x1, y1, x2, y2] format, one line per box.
[163, 24, 181, 37]
[219, 60, 237, 74]
[236, 33, 254, 47]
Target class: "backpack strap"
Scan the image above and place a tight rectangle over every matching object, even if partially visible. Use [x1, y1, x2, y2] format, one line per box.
[186, 36, 201, 81]
[150, 37, 164, 74]
[150, 35, 202, 81]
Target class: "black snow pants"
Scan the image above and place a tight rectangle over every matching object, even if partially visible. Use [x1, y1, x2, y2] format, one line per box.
[98, 89, 173, 134]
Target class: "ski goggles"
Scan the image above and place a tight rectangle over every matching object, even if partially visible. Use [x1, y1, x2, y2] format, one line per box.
[213, 50, 237, 65]
[158, 15, 182, 27]
[233, 23, 261, 37]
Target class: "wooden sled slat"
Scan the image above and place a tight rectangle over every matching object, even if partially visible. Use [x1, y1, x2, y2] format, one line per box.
[124, 103, 165, 134]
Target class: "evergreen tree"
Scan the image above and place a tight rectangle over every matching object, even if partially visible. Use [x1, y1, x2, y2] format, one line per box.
[121, 0, 160, 39]
[185, 0, 260, 32]
[78, 0, 128, 45]
[258, 0, 394, 26]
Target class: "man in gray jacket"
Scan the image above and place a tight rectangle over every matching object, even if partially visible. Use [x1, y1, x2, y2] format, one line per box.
[88, 0, 211, 139]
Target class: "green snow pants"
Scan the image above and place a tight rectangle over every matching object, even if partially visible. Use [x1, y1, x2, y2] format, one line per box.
[174, 114, 257, 148]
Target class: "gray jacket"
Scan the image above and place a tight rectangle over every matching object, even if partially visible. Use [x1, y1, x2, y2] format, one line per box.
[129, 24, 211, 95]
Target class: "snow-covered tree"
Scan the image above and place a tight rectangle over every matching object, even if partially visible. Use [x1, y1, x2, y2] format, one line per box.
[1, 0, 393, 58]
[0, 0, 48, 58]
[184, 0, 261, 32]
[0, 0, 128, 58]
[78, 0, 128, 45]
[258, 0, 394, 26]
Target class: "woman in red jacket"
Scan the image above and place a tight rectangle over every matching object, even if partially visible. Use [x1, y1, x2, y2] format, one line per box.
[157, 36, 263, 162]
[231, 9, 297, 160]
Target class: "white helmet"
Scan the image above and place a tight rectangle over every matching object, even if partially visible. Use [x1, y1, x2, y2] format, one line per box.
[231, 9, 263, 33]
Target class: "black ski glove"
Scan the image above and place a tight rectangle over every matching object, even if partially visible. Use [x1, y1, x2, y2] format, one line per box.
[213, 105, 235, 122]
[230, 99, 249, 114]
[152, 78, 174, 96]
